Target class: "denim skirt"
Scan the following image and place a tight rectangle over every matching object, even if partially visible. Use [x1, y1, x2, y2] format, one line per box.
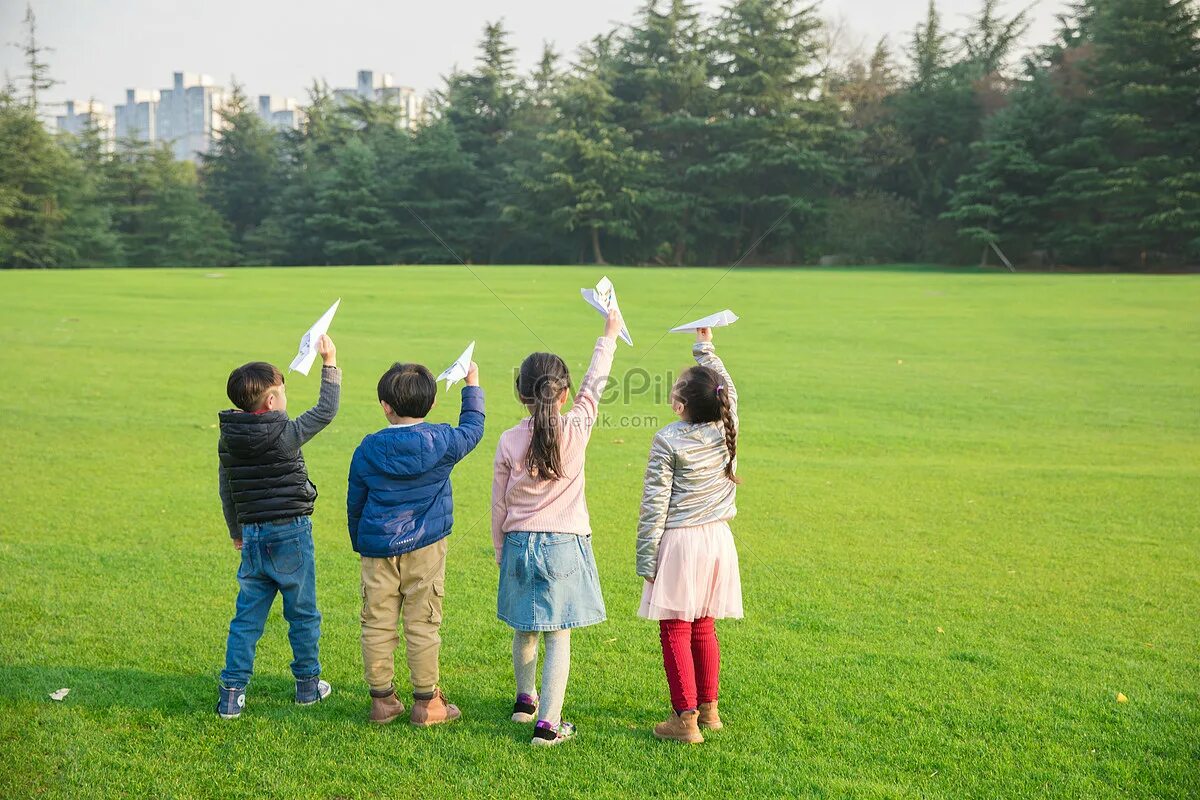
[497, 531, 606, 632]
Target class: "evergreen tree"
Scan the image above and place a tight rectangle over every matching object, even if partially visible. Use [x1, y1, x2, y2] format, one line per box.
[0, 87, 71, 267]
[612, 0, 714, 264]
[703, 0, 848, 263]
[439, 21, 524, 262]
[200, 83, 281, 259]
[519, 54, 655, 265]
[306, 137, 388, 264]
[1054, 0, 1200, 265]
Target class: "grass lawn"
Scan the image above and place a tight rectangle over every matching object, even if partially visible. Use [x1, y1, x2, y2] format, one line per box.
[0, 265, 1197, 799]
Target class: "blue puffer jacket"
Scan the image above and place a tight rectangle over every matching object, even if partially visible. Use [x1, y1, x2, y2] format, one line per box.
[347, 386, 484, 557]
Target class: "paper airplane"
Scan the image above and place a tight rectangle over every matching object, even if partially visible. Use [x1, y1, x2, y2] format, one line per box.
[669, 309, 739, 333]
[49, 688, 70, 701]
[288, 299, 341, 375]
[580, 276, 633, 346]
[436, 341, 476, 391]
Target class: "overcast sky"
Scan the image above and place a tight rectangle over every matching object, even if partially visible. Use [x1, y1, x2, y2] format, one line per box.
[0, 0, 1065, 109]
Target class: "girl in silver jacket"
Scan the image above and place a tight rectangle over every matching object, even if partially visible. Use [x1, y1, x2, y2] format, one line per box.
[637, 326, 743, 744]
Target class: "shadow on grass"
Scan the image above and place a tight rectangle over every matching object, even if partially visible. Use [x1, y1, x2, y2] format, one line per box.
[0, 663, 663, 745]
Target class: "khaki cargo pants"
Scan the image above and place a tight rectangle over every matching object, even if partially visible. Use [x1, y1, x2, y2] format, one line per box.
[360, 538, 447, 696]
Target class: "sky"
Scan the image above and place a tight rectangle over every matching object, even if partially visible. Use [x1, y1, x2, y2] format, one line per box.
[0, 0, 1066, 111]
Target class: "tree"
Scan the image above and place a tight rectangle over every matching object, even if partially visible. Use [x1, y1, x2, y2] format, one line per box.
[0, 87, 72, 267]
[611, 0, 715, 264]
[439, 21, 524, 262]
[200, 82, 281, 258]
[702, 0, 848, 263]
[306, 137, 388, 265]
[13, 3, 57, 112]
[1052, 0, 1200, 266]
[518, 58, 655, 265]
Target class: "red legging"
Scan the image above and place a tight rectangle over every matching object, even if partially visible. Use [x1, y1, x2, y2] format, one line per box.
[659, 617, 720, 713]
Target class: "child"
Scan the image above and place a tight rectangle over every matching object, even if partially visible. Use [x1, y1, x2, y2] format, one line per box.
[347, 359, 485, 726]
[216, 333, 339, 719]
[636, 326, 743, 744]
[491, 308, 622, 746]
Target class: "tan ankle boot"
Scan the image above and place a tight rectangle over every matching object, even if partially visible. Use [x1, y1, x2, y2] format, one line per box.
[410, 688, 461, 727]
[653, 709, 704, 743]
[697, 701, 723, 730]
[368, 691, 406, 725]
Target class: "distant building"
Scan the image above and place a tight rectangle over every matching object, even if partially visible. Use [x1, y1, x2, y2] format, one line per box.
[257, 95, 302, 130]
[114, 88, 160, 143]
[55, 100, 115, 148]
[156, 72, 228, 161]
[334, 69, 424, 129]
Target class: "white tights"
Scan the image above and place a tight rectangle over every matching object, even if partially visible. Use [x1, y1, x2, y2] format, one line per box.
[512, 629, 571, 725]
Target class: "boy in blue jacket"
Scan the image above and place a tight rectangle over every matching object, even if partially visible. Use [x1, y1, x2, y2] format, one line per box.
[348, 359, 484, 726]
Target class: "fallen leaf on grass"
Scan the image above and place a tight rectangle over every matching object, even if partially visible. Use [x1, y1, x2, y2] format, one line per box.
[49, 688, 69, 701]
[1116, 692, 1128, 703]
[604, 638, 617, 644]
[936, 627, 944, 634]
[612, 438, 625, 444]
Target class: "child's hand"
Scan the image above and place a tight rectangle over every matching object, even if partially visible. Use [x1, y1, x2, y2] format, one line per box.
[466, 361, 480, 386]
[233, 537, 243, 551]
[317, 334, 337, 367]
[603, 307, 622, 341]
[695, 327, 713, 344]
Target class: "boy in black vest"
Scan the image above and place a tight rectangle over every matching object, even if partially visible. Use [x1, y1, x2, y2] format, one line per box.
[215, 333, 339, 719]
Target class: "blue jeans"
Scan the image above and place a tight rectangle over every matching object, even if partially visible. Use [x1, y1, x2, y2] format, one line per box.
[220, 517, 321, 689]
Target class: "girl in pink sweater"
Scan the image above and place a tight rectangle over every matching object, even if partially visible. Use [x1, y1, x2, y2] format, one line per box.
[491, 308, 622, 747]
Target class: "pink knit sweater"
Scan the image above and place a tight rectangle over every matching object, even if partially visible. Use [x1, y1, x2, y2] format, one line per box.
[490, 337, 617, 562]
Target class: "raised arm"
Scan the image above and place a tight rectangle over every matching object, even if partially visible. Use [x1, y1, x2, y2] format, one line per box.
[450, 364, 485, 462]
[566, 308, 622, 427]
[491, 442, 510, 565]
[346, 446, 367, 551]
[693, 335, 737, 431]
[281, 335, 340, 450]
[636, 432, 676, 579]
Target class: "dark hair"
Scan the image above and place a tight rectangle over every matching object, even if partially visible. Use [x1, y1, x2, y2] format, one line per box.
[516, 352, 572, 481]
[674, 366, 740, 483]
[377, 363, 437, 418]
[227, 362, 284, 412]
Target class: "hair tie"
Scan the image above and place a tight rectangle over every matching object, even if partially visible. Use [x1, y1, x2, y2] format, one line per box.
[716, 384, 725, 393]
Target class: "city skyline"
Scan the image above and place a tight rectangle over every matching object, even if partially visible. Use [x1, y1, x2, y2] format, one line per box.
[3, 0, 1066, 116]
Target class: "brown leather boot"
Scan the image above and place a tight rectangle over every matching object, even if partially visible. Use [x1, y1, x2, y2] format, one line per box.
[409, 688, 461, 727]
[697, 701, 723, 730]
[368, 690, 406, 725]
[653, 709, 704, 743]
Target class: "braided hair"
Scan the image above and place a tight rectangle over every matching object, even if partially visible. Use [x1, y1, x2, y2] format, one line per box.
[516, 352, 572, 481]
[674, 365, 740, 483]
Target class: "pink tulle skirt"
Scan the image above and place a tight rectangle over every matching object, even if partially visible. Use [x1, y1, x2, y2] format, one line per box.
[638, 520, 743, 621]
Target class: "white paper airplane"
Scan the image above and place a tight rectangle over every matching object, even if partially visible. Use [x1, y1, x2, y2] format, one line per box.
[49, 688, 70, 701]
[669, 309, 739, 333]
[436, 341, 476, 391]
[580, 276, 633, 346]
[288, 299, 341, 375]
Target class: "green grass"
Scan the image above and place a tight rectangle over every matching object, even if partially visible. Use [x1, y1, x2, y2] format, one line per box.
[1, 265, 1197, 799]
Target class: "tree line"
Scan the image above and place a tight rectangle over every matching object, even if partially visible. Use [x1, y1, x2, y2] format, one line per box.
[1, 0, 1197, 270]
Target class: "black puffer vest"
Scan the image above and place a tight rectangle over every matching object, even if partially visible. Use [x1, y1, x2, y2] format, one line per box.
[218, 410, 317, 524]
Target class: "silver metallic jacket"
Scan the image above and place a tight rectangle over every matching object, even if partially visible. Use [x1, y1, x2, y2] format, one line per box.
[636, 342, 738, 578]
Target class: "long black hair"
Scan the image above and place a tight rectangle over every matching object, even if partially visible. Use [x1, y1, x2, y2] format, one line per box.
[516, 352, 572, 481]
[675, 365, 740, 483]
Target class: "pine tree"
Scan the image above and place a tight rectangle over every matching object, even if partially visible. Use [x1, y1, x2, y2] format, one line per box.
[1054, 0, 1200, 266]
[703, 0, 848, 263]
[199, 82, 281, 259]
[611, 0, 714, 264]
[0, 86, 73, 267]
[306, 137, 388, 265]
[519, 55, 655, 265]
